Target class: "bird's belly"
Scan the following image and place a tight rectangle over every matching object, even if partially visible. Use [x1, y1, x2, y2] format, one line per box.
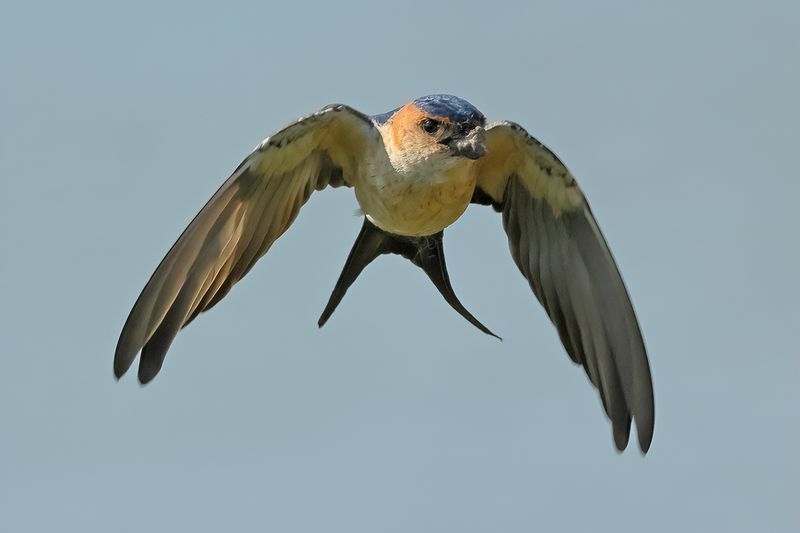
[355, 166, 476, 237]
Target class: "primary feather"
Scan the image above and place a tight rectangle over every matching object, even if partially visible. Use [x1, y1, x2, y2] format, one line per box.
[115, 105, 382, 383]
[473, 122, 654, 452]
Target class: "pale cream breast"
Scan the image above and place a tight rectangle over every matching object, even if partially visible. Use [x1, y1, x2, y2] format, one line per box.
[355, 156, 478, 237]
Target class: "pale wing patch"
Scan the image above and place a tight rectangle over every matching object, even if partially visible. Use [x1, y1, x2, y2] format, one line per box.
[478, 122, 583, 216]
[472, 120, 654, 452]
[115, 104, 384, 383]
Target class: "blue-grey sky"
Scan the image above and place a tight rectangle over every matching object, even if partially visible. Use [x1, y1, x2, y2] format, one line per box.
[2, 1, 798, 531]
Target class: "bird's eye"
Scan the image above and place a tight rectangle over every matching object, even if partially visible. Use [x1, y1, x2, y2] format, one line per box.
[421, 119, 440, 134]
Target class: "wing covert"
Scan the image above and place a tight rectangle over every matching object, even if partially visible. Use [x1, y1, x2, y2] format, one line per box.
[115, 105, 383, 383]
[473, 121, 654, 452]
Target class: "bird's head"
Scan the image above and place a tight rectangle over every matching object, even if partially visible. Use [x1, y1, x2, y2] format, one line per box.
[379, 94, 487, 172]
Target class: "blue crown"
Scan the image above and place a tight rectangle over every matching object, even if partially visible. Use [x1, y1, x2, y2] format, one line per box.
[412, 94, 483, 123]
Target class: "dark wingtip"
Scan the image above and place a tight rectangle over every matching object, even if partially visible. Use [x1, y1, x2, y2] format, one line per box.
[137, 361, 160, 385]
[137, 342, 167, 385]
[609, 411, 655, 455]
[637, 420, 654, 455]
[612, 416, 632, 452]
[113, 350, 133, 380]
[610, 414, 652, 454]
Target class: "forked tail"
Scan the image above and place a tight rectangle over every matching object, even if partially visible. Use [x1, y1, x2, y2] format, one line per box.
[319, 217, 499, 339]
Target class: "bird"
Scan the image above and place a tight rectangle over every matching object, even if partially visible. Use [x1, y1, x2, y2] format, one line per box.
[115, 94, 654, 453]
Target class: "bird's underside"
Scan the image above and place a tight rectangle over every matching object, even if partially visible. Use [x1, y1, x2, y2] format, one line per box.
[319, 217, 498, 339]
[115, 95, 655, 454]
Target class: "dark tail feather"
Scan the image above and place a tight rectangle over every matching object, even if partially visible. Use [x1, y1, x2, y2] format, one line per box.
[407, 232, 500, 340]
[318, 218, 389, 327]
[319, 218, 499, 339]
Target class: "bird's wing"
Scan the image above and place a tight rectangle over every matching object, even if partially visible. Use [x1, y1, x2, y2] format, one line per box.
[115, 104, 384, 383]
[472, 121, 654, 452]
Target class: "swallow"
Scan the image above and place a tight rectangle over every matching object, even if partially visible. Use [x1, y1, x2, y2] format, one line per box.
[115, 94, 654, 453]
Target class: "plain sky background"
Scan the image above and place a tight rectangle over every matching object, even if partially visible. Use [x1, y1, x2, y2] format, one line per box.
[1, 1, 798, 531]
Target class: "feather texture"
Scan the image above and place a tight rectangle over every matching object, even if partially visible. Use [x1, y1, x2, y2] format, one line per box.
[473, 122, 654, 452]
[115, 105, 383, 382]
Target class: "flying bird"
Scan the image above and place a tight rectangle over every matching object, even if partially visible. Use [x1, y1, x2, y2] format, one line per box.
[115, 94, 654, 453]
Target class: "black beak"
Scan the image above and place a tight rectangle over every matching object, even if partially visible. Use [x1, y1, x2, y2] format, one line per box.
[440, 126, 487, 160]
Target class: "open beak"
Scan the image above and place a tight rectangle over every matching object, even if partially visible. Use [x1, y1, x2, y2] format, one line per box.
[441, 126, 487, 160]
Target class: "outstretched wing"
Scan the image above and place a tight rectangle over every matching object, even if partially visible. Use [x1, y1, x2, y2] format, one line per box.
[115, 104, 384, 383]
[473, 121, 654, 453]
